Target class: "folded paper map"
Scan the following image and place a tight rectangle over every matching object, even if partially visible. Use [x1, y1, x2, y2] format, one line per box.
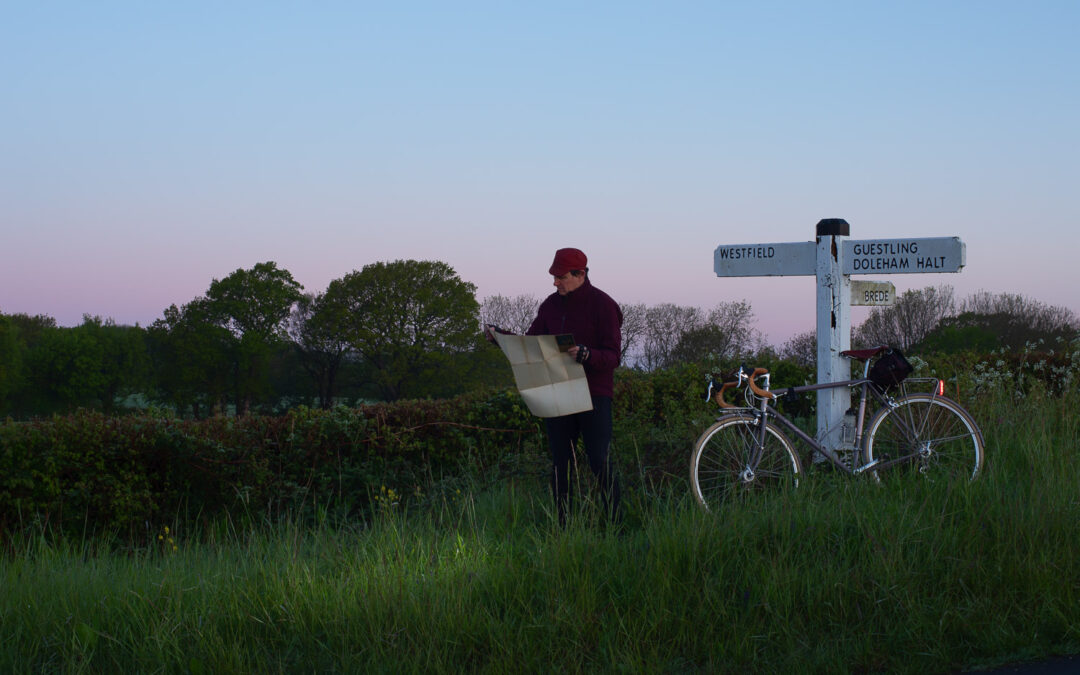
[494, 333, 593, 417]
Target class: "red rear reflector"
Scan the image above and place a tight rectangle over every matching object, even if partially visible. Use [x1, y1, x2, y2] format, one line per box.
[937, 379, 945, 396]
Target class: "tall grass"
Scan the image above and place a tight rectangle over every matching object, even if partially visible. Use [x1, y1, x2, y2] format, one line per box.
[2, 390, 1078, 673]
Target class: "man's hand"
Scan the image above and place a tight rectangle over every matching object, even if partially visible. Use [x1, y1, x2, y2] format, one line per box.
[570, 344, 590, 363]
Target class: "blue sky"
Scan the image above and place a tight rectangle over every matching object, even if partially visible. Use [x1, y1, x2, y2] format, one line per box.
[2, 1, 1077, 344]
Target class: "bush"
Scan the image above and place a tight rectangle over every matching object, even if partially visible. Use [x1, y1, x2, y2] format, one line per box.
[10, 339, 1074, 541]
[0, 389, 541, 538]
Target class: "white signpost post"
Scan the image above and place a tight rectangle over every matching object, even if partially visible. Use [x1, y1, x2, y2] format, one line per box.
[714, 219, 966, 455]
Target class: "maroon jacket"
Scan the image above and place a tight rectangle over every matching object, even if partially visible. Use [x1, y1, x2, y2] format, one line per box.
[527, 277, 623, 397]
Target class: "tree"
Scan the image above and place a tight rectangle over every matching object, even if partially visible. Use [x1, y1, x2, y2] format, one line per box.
[1, 314, 59, 416]
[668, 301, 761, 367]
[21, 320, 107, 413]
[855, 285, 956, 351]
[0, 314, 24, 414]
[287, 292, 354, 409]
[912, 315, 1000, 354]
[958, 291, 1078, 347]
[479, 294, 539, 334]
[915, 292, 1079, 353]
[73, 316, 150, 413]
[639, 303, 703, 371]
[204, 262, 304, 414]
[147, 300, 233, 417]
[3, 313, 57, 343]
[206, 262, 305, 339]
[329, 260, 480, 401]
[619, 303, 647, 369]
[778, 329, 817, 369]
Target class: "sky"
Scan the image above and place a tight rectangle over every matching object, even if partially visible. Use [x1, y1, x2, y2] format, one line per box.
[2, 1, 1077, 346]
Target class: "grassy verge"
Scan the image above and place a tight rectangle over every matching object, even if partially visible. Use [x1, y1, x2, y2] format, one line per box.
[1, 393, 1078, 673]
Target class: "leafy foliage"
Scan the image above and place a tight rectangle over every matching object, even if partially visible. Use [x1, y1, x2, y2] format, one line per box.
[0, 314, 24, 412]
[917, 306, 1078, 353]
[286, 292, 354, 409]
[328, 260, 480, 400]
[1, 315, 149, 417]
[147, 301, 233, 417]
[0, 390, 540, 537]
[205, 262, 305, 415]
[205, 261, 304, 340]
[6, 267, 1080, 427]
[0, 361, 761, 537]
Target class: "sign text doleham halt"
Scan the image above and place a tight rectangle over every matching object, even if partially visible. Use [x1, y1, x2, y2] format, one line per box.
[844, 237, 965, 274]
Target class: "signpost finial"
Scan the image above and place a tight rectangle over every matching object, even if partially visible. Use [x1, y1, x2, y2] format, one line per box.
[816, 218, 850, 236]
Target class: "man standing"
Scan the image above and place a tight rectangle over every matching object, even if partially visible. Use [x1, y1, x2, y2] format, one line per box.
[525, 248, 623, 525]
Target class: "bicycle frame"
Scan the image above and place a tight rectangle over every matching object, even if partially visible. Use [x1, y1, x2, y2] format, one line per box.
[748, 377, 893, 475]
[721, 363, 949, 477]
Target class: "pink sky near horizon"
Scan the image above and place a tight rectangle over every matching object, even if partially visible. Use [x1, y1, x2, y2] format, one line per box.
[3, 2, 1077, 346]
[1, 216, 1068, 347]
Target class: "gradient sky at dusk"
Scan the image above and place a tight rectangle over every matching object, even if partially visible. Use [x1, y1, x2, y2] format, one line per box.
[3, 1, 1077, 345]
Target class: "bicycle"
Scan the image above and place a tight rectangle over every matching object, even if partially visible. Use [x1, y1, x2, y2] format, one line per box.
[689, 346, 985, 510]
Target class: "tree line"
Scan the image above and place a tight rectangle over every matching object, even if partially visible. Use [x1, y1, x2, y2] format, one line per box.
[2, 260, 1076, 420]
[1, 261, 496, 419]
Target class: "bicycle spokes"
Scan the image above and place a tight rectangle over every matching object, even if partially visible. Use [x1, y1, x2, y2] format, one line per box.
[691, 415, 801, 509]
[864, 394, 983, 481]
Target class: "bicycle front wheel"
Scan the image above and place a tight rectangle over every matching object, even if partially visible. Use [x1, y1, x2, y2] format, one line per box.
[690, 414, 801, 510]
[864, 393, 984, 482]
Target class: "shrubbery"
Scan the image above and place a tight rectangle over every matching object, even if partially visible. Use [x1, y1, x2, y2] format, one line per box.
[0, 390, 540, 538]
[4, 339, 1077, 540]
[0, 363, 733, 538]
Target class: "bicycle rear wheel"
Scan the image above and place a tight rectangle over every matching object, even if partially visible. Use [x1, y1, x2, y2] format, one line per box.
[690, 414, 801, 510]
[863, 393, 984, 482]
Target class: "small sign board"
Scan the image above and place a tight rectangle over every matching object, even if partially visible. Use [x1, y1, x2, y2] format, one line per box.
[843, 237, 965, 275]
[714, 241, 815, 277]
[851, 280, 895, 306]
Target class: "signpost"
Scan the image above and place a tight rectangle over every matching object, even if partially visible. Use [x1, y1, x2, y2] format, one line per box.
[714, 220, 967, 455]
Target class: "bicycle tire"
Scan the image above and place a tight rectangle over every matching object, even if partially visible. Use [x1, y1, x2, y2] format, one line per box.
[863, 393, 984, 482]
[690, 414, 802, 510]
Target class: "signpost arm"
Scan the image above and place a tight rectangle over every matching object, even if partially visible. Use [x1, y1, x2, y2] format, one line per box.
[815, 219, 851, 457]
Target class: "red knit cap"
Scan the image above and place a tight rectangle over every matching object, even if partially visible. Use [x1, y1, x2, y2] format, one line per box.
[548, 248, 588, 276]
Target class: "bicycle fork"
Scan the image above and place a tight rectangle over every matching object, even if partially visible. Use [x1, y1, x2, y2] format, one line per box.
[741, 399, 772, 483]
[734, 415, 765, 484]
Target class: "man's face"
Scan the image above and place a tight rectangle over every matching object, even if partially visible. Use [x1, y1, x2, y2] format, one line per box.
[553, 271, 585, 296]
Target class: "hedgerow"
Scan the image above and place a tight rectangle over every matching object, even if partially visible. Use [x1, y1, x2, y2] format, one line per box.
[0, 389, 541, 538]
[5, 339, 1074, 541]
[0, 363, 723, 539]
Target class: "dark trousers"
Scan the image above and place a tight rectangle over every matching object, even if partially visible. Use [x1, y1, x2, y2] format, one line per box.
[544, 395, 621, 524]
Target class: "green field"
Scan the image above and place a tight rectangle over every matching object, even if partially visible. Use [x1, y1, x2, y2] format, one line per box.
[1, 386, 1078, 673]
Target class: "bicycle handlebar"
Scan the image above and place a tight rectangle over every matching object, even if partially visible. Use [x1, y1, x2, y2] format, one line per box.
[746, 368, 775, 399]
[713, 380, 738, 408]
[707, 365, 774, 408]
